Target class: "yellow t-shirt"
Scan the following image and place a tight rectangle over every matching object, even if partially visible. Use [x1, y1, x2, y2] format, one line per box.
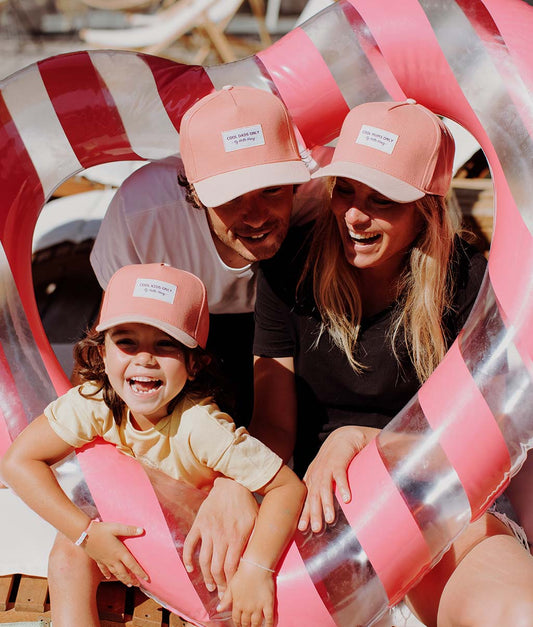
[45, 383, 282, 492]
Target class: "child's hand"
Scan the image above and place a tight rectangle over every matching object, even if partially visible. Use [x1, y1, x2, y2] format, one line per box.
[217, 559, 275, 627]
[83, 521, 149, 588]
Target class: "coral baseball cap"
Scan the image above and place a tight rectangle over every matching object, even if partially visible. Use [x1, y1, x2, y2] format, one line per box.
[96, 263, 209, 349]
[179, 85, 311, 207]
[313, 100, 455, 202]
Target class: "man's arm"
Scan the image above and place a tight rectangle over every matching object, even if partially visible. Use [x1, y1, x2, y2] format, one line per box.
[248, 355, 298, 463]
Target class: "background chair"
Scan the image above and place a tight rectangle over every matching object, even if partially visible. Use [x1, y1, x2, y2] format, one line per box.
[79, 0, 271, 63]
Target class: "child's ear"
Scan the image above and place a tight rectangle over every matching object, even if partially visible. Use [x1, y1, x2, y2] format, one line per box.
[186, 353, 197, 381]
[98, 344, 107, 372]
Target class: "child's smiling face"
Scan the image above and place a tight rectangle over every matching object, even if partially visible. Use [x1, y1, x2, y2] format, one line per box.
[101, 323, 191, 428]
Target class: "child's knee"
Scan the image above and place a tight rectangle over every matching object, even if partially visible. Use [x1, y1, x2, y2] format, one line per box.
[48, 533, 91, 580]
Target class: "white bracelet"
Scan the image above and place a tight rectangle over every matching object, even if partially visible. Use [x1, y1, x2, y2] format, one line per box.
[74, 518, 100, 546]
[240, 557, 276, 573]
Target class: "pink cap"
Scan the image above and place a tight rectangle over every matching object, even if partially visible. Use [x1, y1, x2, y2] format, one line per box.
[179, 85, 311, 207]
[96, 264, 209, 349]
[313, 100, 455, 202]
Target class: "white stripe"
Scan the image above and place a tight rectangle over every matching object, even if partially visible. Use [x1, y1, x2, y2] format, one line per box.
[89, 51, 181, 160]
[2, 65, 81, 199]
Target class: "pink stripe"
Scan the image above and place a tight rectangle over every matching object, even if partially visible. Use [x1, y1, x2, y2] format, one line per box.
[142, 55, 214, 132]
[350, 0, 467, 119]
[77, 440, 209, 622]
[0, 92, 44, 255]
[0, 409, 12, 457]
[257, 28, 349, 147]
[479, 0, 533, 90]
[276, 543, 335, 626]
[488, 168, 533, 365]
[340, 439, 431, 604]
[341, 2, 405, 100]
[38, 54, 140, 167]
[418, 341, 511, 519]
[0, 343, 29, 440]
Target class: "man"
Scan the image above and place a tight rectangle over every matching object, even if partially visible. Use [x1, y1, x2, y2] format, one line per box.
[88, 85, 328, 597]
[90, 85, 327, 426]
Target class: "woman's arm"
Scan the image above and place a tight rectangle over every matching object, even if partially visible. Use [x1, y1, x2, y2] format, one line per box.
[0, 414, 147, 586]
[299, 425, 380, 533]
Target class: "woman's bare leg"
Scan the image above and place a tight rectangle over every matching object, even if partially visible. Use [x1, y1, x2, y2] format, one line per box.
[48, 532, 102, 627]
[407, 513, 533, 627]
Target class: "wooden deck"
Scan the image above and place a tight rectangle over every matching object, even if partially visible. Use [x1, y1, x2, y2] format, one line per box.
[0, 574, 195, 626]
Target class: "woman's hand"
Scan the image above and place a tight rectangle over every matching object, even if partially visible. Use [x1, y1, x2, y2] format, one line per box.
[183, 477, 258, 598]
[217, 559, 275, 627]
[299, 425, 379, 533]
[84, 521, 148, 587]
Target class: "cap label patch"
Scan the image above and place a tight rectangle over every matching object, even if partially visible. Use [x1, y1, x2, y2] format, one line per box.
[356, 125, 398, 155]
[133, 278, 176, 304]
[222, 124, 265, 152]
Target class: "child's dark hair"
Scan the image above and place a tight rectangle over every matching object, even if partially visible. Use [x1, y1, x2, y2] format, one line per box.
[74, 328, 234, 424]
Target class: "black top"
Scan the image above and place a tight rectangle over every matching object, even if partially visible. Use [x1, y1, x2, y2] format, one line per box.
[254, 223, 487, 476]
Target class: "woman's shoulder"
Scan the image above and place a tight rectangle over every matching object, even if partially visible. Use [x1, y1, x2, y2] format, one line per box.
[260, 221, 315, 294]
[451, 236, 487, 291]
[263, 222, 314, 271]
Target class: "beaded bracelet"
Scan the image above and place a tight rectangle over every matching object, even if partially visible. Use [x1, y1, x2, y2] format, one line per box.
[74, 517, 100, 546]
[240, 556, 276, 573]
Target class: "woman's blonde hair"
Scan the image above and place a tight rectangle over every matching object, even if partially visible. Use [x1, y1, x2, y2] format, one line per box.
[300, 183, 462, 383]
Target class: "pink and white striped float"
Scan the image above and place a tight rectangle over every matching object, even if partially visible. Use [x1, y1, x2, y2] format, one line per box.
[0, 0, 532, 625]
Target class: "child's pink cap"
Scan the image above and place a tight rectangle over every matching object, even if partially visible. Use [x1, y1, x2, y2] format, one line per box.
[179, 85, 311, 207]
[96, 264, 209, 349]
[313, 100, 455, 202]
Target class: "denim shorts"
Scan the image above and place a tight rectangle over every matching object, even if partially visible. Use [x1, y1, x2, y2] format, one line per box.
[488, 493, 530, 550]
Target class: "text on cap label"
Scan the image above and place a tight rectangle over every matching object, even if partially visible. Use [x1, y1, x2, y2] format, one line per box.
[133, 278, 177, 304]
[356, 124, 398, 155]
[222, 124, 265, 152]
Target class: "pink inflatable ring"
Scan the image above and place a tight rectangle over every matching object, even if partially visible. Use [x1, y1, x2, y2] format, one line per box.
[0, 1, 532, 625]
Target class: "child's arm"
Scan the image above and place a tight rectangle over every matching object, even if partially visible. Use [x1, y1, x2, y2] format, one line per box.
[217, 465, 306, 627]
[0, 414, 148, 586]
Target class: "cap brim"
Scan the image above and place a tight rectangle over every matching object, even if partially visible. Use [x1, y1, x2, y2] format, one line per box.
[194, 161, 311, 208]
[96, 315, 198, 348]
[311, 162, 425, 203]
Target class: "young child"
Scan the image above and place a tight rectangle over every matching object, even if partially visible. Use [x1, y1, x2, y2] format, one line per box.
[0, 263, 306, 627]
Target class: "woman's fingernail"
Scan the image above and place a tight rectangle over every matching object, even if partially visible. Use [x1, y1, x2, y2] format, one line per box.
[206, 582, 216, 592]
[136, 528, 143, 534]
[341, 491, 350, 502]
[185, 564, 193, 573]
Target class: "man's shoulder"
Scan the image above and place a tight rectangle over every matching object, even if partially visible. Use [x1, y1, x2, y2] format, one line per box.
[114, 156, 186, 215]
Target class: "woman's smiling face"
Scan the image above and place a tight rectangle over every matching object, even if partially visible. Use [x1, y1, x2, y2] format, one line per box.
[330, 177, 423, 280]
[101, 323, 190, 427]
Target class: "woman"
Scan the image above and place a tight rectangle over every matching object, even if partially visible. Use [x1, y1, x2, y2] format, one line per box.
[249, 100, 533, 626]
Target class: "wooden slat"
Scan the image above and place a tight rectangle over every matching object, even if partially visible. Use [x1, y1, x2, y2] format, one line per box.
[14, 575, 48, 613]
[98, 580, 128, 622]
[0, 575, 14, 611]
[132, 588, 165, 627]
[169, 613, 198, 627]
